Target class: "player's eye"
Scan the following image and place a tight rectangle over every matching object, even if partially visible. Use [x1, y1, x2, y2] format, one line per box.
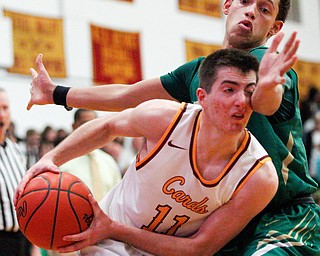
[240, 0, 250, 5]
[260, 7, 270, 14]
[224, 87, 234, 93]
[245, 90, 254, 96]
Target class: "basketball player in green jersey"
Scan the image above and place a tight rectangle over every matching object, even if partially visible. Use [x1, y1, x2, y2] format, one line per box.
[24, 0, 320, 255]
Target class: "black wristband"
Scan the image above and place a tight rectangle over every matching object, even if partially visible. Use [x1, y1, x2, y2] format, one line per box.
[53, 85, 73, 111]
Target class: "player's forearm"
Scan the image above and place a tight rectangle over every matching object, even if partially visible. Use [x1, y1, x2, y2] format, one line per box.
[64, 78, 174, 112]
[110, 221, 213, 256]
[49, 119, 114, 166]
[66, 84, 136, 111]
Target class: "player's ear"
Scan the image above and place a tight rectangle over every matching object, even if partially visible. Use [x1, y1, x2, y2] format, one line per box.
[196, 88, 207, 106]
[267, 21, 283, 38]
[223, 0, 233, 15]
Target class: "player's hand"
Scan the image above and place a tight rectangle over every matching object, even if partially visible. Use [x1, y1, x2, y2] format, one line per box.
[13, 159, 59, 206]
[28, 54, 56, 110]
[258, 31, 299, 88]
[59, 194, 113, 253]
[252, 31, 300, 115]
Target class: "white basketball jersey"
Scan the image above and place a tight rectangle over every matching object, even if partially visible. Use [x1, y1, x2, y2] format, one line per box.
[92, 103, 271, 256]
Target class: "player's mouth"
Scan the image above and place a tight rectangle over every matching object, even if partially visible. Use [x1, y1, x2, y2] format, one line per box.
[238, 20, 253, 31]
[0, 122, 4, 128]
[232, 113, 245, 120]
[232, 108, 247, 120]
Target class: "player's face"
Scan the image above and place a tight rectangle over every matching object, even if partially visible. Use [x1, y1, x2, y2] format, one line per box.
[0, 92, 11, 141]
[223, 0, 283, 50]
[199, 67, 256, 134]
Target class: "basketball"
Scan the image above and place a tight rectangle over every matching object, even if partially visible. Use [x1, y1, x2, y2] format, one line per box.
[15, 171, 94, 251]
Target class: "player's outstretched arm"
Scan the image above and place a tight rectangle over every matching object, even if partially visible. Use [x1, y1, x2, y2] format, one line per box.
[59, 160, 278, 255]
[252, 31, 299, 115]
[15, 100, 178, 207]
[14, 111, 122, 205]
[28, 54, 175, 111]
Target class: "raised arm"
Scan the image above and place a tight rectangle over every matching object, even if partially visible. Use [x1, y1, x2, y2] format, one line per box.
[58, 161, 278, 256]
[252, 31, 299, 115]
[28, 54, 175, 111]
[15, 99, 179, 205]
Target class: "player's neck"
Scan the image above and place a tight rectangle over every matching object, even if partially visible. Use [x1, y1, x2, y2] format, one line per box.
[222, 37, 267, 52]
[195, 131, 246, 181]
[197, 129, 245, 161]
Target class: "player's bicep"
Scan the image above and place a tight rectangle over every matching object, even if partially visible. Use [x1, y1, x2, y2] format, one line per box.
[221, 160, 278, 224]
[99, 99, 179, 153]
[101, 108, 144, 138]
[189, 161, 278, 254]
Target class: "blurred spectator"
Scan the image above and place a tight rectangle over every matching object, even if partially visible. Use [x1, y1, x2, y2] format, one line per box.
[20, 129, 41, 169]
[301, 86, 320, 133]
[305, 111, 320, 184]
[102, 137, 145, 175]
[300, 86, 319, 123]
[39, 126, 57, 158]
[118, 137, 145, 174]
[102, 137, 124, 166]
[54, 128, 69, 146]
[6, 121, 23, 143]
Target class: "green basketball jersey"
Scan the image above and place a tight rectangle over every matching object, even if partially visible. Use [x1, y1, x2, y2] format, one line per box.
[160, 46, 318, 210]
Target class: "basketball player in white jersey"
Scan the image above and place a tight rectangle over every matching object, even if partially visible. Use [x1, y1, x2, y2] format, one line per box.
[16, 48, 281, 255]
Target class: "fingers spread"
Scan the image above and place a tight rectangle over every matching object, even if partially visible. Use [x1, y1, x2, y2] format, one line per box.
[282, 31, 297, 54]
[30, 68, 38, 78]
[268, 31, 284, 52]
[26, 100, 33, 111]
[36, 53, 43, 69]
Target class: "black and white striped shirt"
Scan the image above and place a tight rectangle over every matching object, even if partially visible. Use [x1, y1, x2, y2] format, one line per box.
[0, 138, 26, 232]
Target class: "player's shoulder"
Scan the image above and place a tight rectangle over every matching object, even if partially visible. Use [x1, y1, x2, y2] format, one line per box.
[137, 99, 181, 112]
[246, 132, 277, 179]
[249, 46, 268, 61]
[178, 56, 206, 71]
[133, 99, 182, 125]
[131, 100, 185, 142]
[187, 56, 206, 65]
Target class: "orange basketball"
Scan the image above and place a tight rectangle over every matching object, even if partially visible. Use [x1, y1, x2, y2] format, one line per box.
[15, 171, 94, 251]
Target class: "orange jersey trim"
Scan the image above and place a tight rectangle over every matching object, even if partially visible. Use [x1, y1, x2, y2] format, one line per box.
[191, 113, 252, 187]
[231, 156, 271, 198]
[136, 102, 187, 169]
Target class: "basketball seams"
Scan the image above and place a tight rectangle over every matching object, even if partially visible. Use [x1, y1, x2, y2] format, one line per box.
[16, 171, 93, 251]
[21, 188, 90, 199]
[66, 181, 91, 202]
[50, 172, 63, 249]
[68, 181, 86, 233]
[20, 176, 51, 234]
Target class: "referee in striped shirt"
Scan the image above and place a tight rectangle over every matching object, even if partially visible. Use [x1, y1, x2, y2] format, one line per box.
[0, 88, 31, 255]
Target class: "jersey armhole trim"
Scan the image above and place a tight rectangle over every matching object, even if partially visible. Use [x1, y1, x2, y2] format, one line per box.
[136, 102, 188, 169]
[231, 156, 272, 198]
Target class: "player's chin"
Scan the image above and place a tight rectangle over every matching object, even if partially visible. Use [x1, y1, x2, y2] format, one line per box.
[227, 121, 247, 130]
